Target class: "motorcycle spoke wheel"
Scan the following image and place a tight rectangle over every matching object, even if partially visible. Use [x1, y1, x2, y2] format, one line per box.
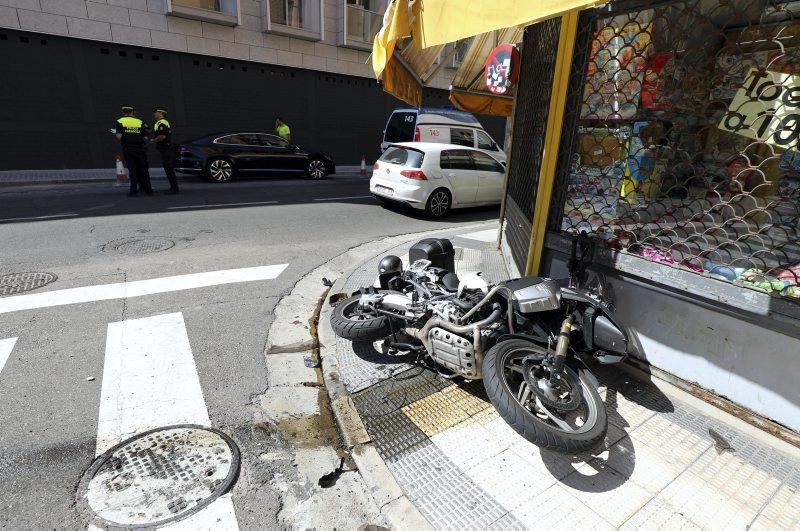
[505, 350, 598, 435]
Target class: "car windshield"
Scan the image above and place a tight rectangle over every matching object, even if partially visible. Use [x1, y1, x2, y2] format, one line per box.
[379, 146, 424, 168]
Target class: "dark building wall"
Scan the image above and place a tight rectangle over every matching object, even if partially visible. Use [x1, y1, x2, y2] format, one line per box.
[0, 28, 506, 170]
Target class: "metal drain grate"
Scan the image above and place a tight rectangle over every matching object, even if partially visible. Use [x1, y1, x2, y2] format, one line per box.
[78, 425, 240, 528]
[0, 272, 57, 296]
[103, 237, 175, 255]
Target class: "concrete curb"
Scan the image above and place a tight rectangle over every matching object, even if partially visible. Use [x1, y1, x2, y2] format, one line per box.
[266, 222, 494, 530]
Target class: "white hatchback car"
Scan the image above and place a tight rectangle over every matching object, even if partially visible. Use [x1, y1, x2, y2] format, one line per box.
[371, 143, 505, 218]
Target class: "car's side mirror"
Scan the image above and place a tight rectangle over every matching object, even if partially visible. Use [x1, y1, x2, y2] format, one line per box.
[491, 142, 499, 151]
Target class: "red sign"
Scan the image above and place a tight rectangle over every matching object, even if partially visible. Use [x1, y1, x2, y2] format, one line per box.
[485, 44, 520, 95]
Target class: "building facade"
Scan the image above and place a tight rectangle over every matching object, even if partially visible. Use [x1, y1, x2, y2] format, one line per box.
[0, 0, 500, 169]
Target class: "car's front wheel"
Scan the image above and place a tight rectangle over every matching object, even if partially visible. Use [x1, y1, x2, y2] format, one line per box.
[306, 158, 328, 180]
[425, 188, 451, 218]
[206, 158, 235, 183]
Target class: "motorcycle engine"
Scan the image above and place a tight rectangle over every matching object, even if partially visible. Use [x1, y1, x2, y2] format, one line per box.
[428, 327, 479, 378]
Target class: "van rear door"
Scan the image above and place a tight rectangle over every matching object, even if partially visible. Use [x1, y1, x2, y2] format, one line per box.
[382, 111, 417, 151]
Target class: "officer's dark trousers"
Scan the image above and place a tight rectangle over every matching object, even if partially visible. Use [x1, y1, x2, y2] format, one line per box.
[157, 148, 179, 191]
[123, 149, 152, 194]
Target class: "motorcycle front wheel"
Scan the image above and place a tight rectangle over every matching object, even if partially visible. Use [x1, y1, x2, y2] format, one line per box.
[483, 339, 607, 453]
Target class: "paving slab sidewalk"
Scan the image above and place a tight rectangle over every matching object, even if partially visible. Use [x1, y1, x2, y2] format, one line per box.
[313, 225, 800, 530]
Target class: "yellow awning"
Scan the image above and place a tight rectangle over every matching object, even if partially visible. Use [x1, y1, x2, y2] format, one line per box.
[383, 56, 423, 106]
[449, 89, 514, 116]
[373, 0, 600, 79]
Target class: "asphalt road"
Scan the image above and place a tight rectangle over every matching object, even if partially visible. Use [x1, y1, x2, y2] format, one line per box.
[0, 171, 499, 528]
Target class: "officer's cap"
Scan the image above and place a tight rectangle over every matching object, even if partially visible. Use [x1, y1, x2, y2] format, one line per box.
[154, 107, 168, 115]
[121, 105, 135, 112]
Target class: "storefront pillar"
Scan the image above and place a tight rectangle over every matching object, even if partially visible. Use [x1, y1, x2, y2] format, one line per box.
[524, 8, 580, 275]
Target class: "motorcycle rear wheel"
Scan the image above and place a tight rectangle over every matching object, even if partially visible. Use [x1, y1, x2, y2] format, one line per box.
[330, 294, 398, 341]
[483, 339, 607, 454]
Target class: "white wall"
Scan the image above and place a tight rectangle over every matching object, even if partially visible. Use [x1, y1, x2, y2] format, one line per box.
[608, 276, 800, 431]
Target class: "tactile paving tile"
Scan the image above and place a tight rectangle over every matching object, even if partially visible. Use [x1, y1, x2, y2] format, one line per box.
[620, 497, 701, 530]
[750, 467, 800, 530]
[466, 449, 559, 510]
[510, 483, 615, 530]
[388, 443, 517, 530]
[333, 335, 415, 394]
[352, 367, 450, 461]
[400, 382, 494, 437]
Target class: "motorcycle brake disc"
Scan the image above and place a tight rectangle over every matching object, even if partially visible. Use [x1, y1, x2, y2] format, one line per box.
[522, 359, 583, 413]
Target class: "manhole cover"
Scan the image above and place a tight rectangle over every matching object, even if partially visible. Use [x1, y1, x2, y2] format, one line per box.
[103, 237, 175, 255]
[0, 272, 57, 296]
[77, 425, 240, 528]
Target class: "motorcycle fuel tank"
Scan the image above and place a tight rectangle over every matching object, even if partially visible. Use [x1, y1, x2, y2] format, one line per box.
[502, 277, 561, 313]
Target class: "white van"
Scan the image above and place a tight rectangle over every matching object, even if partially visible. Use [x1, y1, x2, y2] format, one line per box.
[381, 107, 506, 163]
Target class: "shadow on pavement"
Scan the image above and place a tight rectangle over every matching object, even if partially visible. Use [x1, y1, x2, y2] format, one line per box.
[351, 340, 417, 366]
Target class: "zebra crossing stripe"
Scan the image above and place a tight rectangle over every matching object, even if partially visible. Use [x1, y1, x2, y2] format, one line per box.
[0, 337, 17, 374]
[98, 312, 238, 529]
[0, 263, 288, 315]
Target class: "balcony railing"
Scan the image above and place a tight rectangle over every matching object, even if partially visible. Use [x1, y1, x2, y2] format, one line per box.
[346, 5, 382, 44]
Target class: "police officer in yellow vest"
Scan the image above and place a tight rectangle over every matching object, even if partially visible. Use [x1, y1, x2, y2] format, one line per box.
[115, 105, 153, 196]
[151, 107, 179, 194]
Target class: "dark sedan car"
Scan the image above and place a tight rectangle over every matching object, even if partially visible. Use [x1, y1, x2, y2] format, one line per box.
[176, 132, 335, 182]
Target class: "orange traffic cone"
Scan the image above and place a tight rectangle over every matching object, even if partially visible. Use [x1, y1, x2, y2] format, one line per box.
[114, 154, 128, 188]
[360, 155, 367, 175]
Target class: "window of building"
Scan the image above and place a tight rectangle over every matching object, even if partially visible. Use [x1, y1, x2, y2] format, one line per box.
[168, 0, 239, 26]
[440, 38, 472, 69]
[342, 0, 388, 51]
[266, 0, 323, 41]
[450, 128, 475, 148]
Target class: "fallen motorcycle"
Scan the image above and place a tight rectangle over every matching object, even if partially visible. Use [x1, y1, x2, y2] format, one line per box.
[330, 234, 629, 453]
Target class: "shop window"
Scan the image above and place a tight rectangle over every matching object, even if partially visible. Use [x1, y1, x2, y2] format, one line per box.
[342, 0, 388, 51]
[266, 0, 322, 41]
[168, 0, 239, 26]
[552, 2, 800, 303]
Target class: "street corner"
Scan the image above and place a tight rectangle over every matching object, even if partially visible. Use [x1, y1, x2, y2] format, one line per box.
[339, 351, 800, 529]
[322, 228, 800, 530]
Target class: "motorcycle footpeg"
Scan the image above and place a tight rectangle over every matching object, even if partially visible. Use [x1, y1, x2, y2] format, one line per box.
[593, 350, 627, 364]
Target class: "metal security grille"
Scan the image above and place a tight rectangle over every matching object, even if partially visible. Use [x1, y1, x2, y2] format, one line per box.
[504, 19, 562, 272]
[550, 0, 800, 302]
